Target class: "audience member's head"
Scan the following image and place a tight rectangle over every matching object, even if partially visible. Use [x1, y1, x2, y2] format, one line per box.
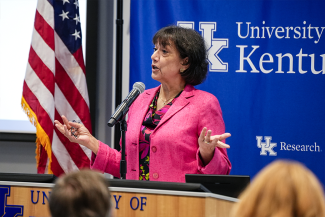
[49, 169, 111, 217]
[231, 160, 325, 217]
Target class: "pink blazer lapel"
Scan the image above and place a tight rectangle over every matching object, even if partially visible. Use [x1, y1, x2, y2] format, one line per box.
[155, 84, 195, 131]
[130, 86, 159, 142]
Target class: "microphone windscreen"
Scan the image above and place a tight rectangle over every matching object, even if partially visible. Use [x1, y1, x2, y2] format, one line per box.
[133, 82, 145, 93]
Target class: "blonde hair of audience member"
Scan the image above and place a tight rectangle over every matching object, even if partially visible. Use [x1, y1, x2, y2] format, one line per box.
[231, 160, 325, 217]
[49, 169, 111, 217]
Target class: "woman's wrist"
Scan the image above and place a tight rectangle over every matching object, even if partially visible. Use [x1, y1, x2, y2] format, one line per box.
[87, 136, 99, 155]
[199, 148, 214, 165]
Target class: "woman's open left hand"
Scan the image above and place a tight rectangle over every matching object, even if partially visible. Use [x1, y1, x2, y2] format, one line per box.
[198, 127, 231, 165]
[54, 115, 99, 154]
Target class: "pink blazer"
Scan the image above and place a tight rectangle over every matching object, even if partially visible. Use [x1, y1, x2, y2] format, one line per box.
[91, 84, 231, 182]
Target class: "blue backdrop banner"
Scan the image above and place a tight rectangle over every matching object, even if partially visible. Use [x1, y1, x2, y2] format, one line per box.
[130, 0, 325, 184]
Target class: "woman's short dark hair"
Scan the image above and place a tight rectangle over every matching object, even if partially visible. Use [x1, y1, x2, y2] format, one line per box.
[153, 25, 208, 86]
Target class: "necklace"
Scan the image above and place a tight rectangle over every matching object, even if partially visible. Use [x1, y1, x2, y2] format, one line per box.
[161, 91, 182, 105]
[162, 97, 174, 105]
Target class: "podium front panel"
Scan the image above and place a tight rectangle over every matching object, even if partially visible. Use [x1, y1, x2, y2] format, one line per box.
[0, 181, 237, 217]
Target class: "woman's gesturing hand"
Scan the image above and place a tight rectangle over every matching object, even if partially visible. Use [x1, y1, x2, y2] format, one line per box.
[54, 115, 99, 154]
[198, 127, 231, 165]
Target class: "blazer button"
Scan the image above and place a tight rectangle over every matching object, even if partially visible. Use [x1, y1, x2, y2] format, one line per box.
[153, 173, 159, 179]
[152, 146, 157, 153]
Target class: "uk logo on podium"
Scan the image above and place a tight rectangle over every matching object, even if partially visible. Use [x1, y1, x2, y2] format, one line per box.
[0, 186, 24, 217]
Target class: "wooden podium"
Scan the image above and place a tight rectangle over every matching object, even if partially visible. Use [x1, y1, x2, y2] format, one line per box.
[0, 180, 237, 217]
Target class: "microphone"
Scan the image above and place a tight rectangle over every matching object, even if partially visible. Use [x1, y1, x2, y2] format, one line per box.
[107, 82, 145, 127]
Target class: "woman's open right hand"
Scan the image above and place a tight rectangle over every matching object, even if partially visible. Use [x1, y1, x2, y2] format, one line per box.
[198, 127, 231, 165]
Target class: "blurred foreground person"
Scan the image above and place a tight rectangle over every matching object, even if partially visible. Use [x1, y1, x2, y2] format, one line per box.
[49, 169, 111, 217]
[231, 160, 325, 217]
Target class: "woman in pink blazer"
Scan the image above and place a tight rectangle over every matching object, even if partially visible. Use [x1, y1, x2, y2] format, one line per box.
[55, 26, 232, 183]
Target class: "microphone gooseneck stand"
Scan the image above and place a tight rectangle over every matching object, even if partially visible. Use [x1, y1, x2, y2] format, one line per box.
[107, 83, 145, 179]
[119, 118, 127, 179]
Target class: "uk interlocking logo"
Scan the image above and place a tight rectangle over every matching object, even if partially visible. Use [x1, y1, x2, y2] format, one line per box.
[256, 136, 277, 156]
[0, 186, 24, 217]
[256, 136, 322, 156]
[177, 21, 229, 72]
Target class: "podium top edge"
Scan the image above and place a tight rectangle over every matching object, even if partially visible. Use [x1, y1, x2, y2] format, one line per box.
[0, 181, 238, 202]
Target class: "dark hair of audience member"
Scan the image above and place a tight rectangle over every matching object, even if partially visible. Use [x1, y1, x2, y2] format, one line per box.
[49, 169, 111, 217]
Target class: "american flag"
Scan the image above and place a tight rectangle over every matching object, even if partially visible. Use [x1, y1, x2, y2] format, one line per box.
[22, 0, 92, 176]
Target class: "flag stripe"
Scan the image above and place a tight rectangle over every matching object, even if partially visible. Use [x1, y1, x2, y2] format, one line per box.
[34, 10, 55, 51]
[28, 47, 55, 95]
[54, 83, 82, 124]
[31, 28, 55, 74]
[25, 64, 55, 123]
[72, 46, 86, 74]
[50, 150, 65, 177]
[52, 130, 79, 174]
[55, 33, 90, 106]
[55, 59, 92, 132]
[37, 0, 54, 29]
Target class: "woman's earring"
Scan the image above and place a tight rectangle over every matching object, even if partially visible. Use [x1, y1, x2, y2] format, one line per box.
[180, 68, 184, 73]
